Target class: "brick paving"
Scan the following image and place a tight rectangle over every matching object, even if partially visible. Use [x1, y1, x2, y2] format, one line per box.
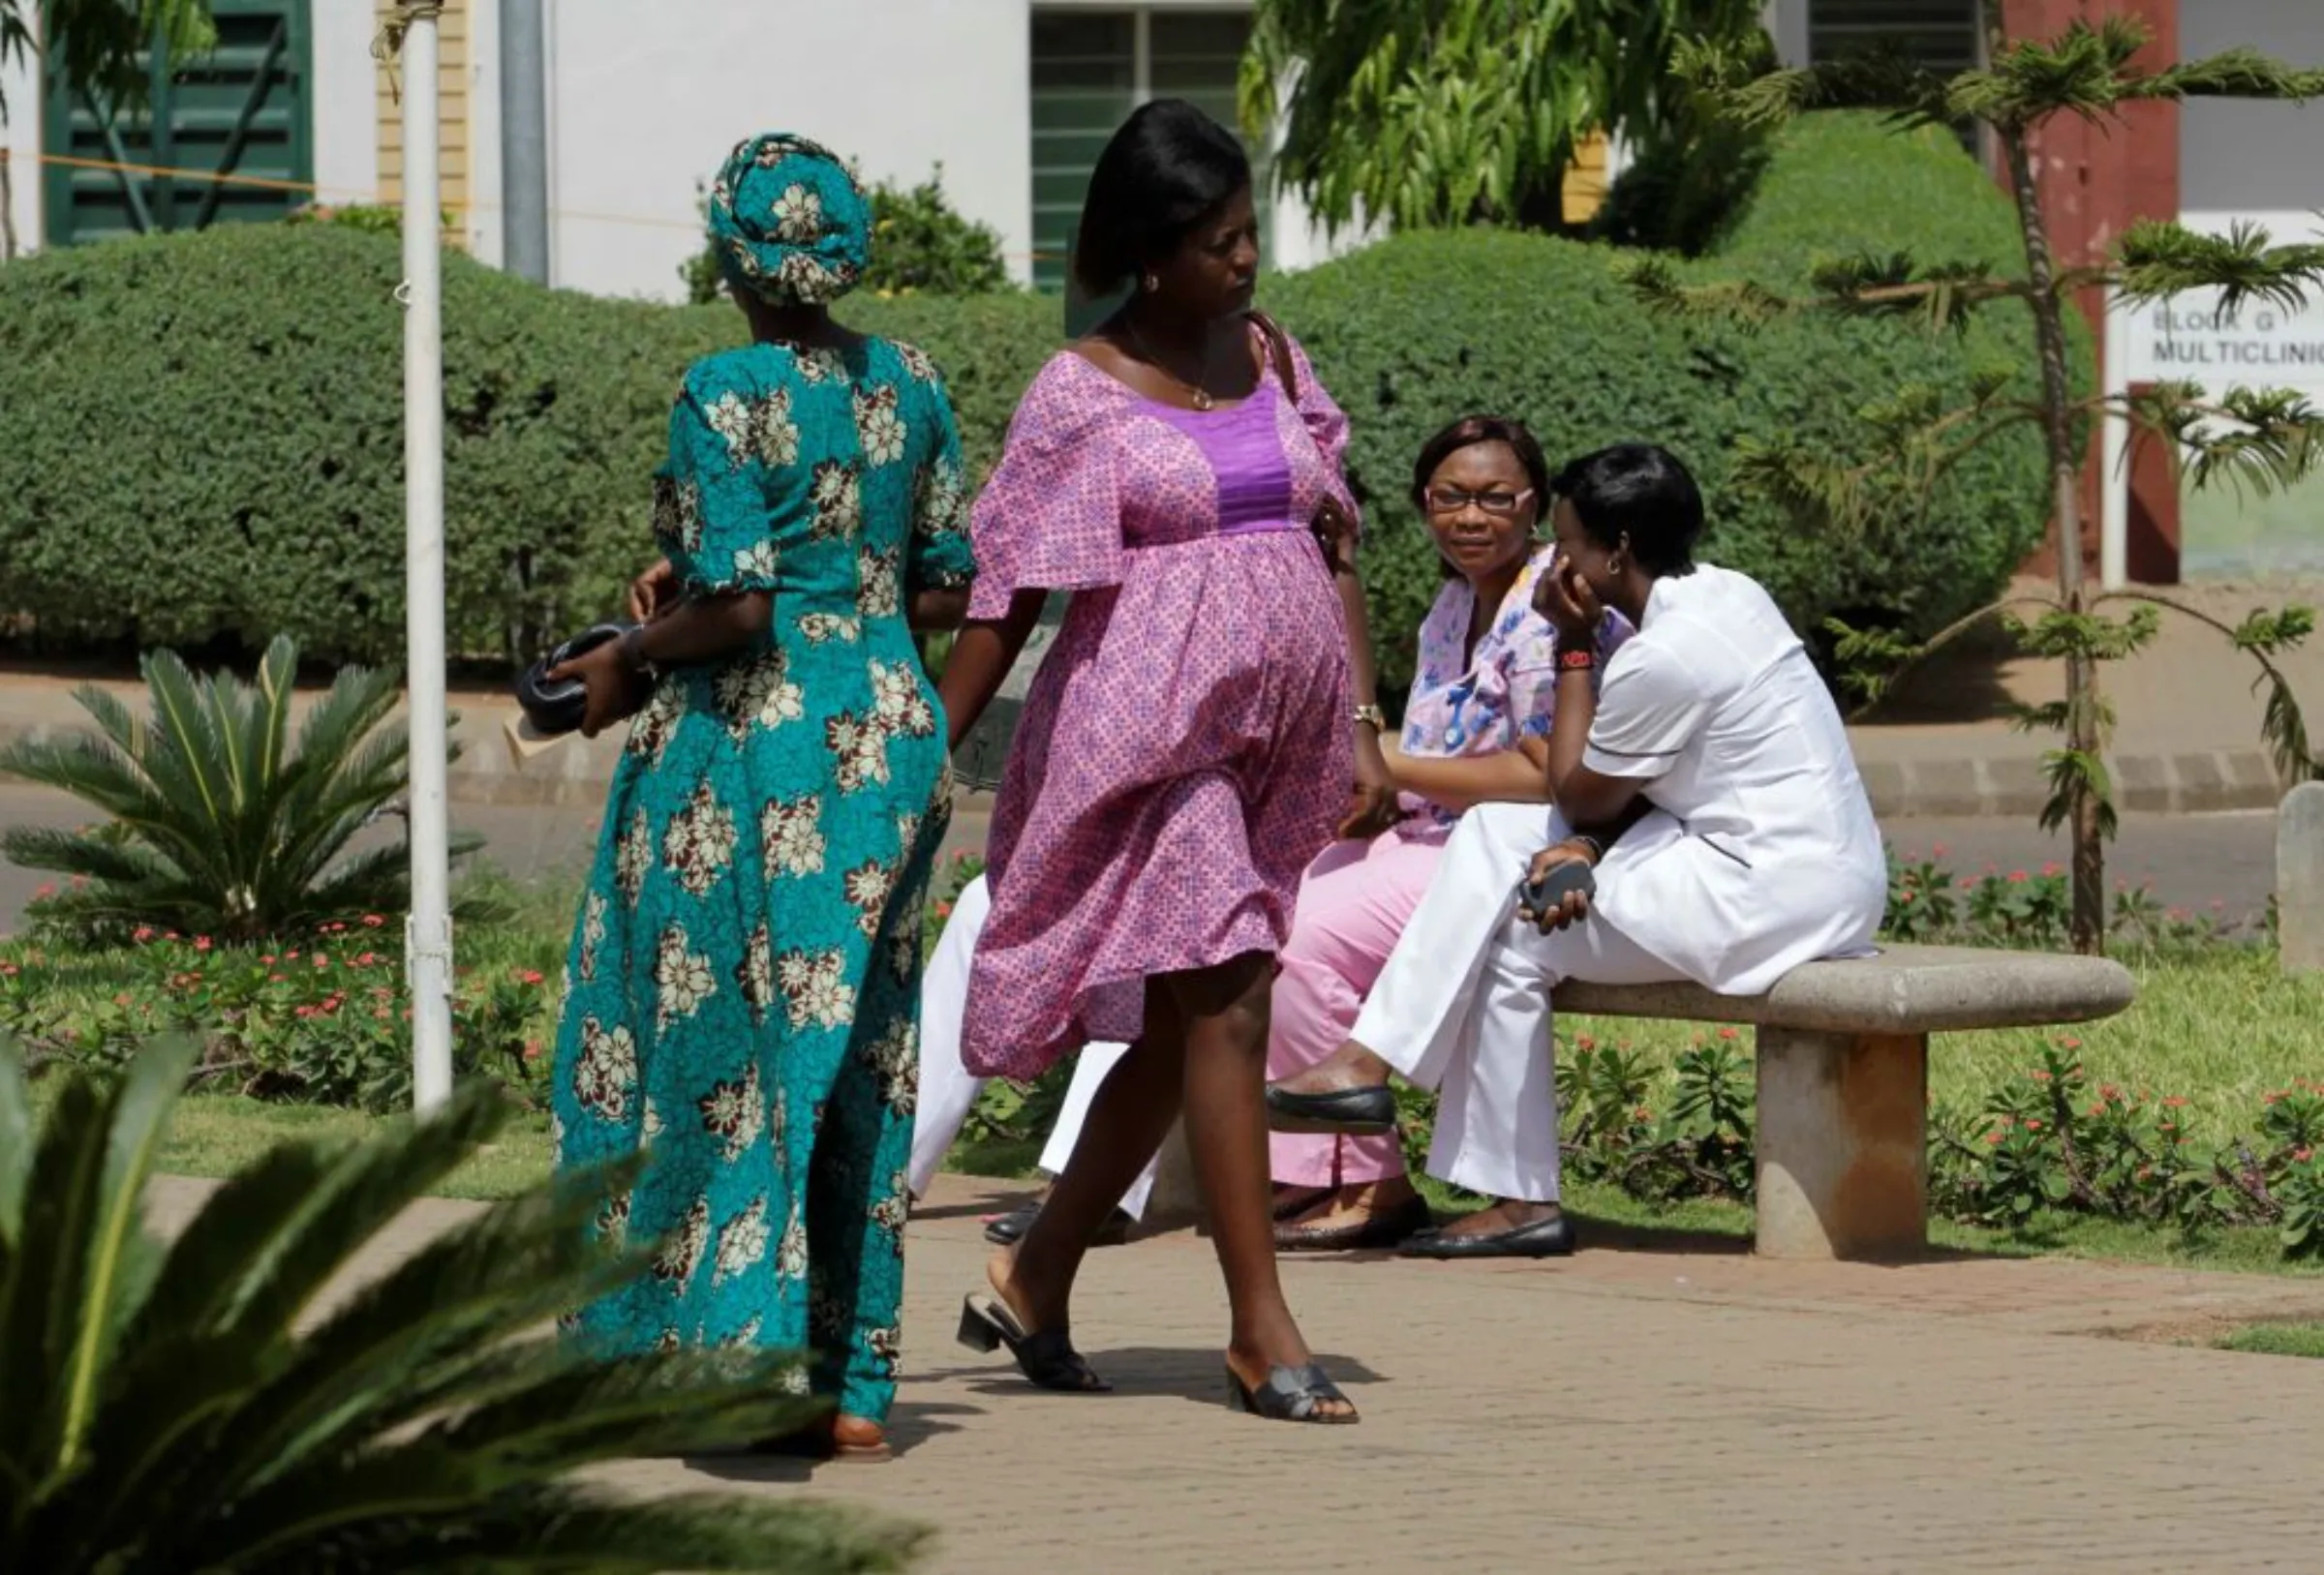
[148, 1171, 2324, 1574]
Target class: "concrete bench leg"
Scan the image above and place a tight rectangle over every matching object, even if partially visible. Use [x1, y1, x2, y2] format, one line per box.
[1754, 1028, 1928, 1261]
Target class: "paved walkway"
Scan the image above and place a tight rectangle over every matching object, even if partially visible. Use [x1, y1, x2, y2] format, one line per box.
[148, 1172, 2324, 1573]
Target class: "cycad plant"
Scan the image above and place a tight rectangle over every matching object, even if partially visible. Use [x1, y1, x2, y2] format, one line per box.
[1628, 10, 2324, 953]
[0, 1036, 923, 1572]
[0, 635, 476, 942]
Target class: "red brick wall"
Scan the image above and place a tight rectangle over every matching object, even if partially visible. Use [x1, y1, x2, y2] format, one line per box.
[1998, 0, 2182, 581]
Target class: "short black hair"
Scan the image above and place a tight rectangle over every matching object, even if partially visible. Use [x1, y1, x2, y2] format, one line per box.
[1550, 442, 1704, 575]
[1073, 99, 1251, 297]
[1412, 415, 1551, 578]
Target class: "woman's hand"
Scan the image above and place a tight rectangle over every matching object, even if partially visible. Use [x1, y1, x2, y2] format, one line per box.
[548, 639, 649, 740]
[628, 559, 682, 623]
[1517, 837, 1600, 933]
[1337, 726, 1403, 840]
[1312, 496, 1359, 575]
[1534, 554, 1604, 649]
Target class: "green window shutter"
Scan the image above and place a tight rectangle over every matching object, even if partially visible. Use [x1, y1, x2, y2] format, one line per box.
[1148, 10, 1271, 260]
[1029, 7, 1269, 300]
[1807, 0, 1980, 74]
[1030, 12, 1136, 294]
[43, 0, 313, 248]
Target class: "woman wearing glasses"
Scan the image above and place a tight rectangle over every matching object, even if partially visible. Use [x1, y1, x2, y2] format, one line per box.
[1268, 415, 1627, 1252]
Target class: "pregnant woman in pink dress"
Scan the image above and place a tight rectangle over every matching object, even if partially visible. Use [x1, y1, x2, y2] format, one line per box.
[938, 100, 1393, 1425]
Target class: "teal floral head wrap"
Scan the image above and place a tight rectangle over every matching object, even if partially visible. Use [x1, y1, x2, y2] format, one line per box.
[706, 133, 870, 305]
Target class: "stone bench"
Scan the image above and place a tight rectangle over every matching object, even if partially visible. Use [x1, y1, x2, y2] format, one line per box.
[1147, 944, 2137, 1262]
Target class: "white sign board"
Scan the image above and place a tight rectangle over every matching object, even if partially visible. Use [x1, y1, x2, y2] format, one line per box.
[2120, 288, 2324, 396]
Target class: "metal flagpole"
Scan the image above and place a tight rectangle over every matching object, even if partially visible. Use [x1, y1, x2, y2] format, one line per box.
[394, 4, 456, 1115]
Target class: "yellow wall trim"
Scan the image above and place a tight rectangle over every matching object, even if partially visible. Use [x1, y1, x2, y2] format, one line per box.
[375, 0, 469, 246]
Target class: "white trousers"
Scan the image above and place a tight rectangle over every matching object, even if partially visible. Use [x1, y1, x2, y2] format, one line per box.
[909, 874, 1155, 1219]
[1350, 802, 1684, 1203]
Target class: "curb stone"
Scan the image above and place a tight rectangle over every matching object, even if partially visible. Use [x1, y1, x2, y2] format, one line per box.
[0, 709, 2287, 820]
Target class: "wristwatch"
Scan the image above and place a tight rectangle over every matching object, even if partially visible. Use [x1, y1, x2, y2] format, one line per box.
[1351, 704, 1387, 731]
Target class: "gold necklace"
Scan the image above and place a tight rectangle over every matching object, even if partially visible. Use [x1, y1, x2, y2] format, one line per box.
[1125, 319, 1215, 410]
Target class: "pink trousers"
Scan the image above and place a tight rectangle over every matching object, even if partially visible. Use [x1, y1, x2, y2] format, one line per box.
[1268, 823, 1446, 1187]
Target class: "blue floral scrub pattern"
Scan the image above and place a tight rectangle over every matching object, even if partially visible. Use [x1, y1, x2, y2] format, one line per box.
[552, 335, 973, 1422]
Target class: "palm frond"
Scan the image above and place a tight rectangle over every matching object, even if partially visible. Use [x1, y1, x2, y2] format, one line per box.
[2133, 46, 2324, 104]
[2114, 218, 2324, 315]
[0, 1036, 923, 1571]
[3, 639, 468, 940]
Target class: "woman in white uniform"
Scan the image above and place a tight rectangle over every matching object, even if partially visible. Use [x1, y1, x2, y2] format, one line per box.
[910, 873, 1154, 1239]
[1267, 442, 1885, 1257]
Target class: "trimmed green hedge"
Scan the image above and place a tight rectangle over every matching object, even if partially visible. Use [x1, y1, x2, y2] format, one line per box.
[0, 223, 1055, 665]
[1278, 112, 2072, 683]
[0, 111, 2065, 690]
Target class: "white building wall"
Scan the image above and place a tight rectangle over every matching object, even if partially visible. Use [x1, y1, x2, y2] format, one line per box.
[2180, 0, 2324, 239]
[312, 0, 381, 213]
[536, 0, 1029, 301]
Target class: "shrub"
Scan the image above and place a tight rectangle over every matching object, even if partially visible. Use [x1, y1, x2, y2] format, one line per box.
[1266, 228, 2057, 688]
[0, 1040, 923, 1572]
[0, 923, 558, 1110]
[0, 636, 481, 943]
[0, 123, 2059, 692]
[684, 165, 1011, 305]
[0, 222, 1054, 667]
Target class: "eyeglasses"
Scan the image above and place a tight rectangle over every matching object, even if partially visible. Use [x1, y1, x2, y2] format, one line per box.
[1422, 486, 1535, 517]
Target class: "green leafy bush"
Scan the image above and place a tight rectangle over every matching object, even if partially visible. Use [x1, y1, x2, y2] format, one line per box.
[0, 222, 1054, 666]
[0, 118, 2059, 690]
[0, 921, 558, 1110]
[1267, 241, 2055, 688]
[684, 166, 1012, 305]
[0, 1039, 922, 1572]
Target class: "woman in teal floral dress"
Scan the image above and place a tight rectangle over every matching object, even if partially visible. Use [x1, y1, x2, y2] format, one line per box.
[547, 134, 973, 1462]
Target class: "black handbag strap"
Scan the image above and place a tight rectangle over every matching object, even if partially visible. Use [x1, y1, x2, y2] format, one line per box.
[1248, 310, 1299, 402]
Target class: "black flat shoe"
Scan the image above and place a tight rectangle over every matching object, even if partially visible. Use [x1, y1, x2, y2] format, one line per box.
[1397, 1211, 1576, 1259]
[1227, 1362, 1360, 1424]
[1274, 1193, 1434, 1252]
[957, 1294, 1113, 1392]
[1265, 1082, 1397, 1136]
[984, 1201, 1133, 1248]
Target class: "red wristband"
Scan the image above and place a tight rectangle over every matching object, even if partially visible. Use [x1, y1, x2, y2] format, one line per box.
[1558, 648, 1599, 672]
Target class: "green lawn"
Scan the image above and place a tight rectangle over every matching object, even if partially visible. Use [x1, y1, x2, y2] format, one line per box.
[33, 1087, 559, 1202]
[29, 937, 2324, 1275]
[2217, 1321, 2324, 1357]
[1564, 944, 2324, 1143]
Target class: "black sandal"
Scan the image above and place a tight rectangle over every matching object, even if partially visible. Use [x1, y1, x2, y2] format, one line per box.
[957, 1294, 1113, 1393]
[1265, 1083, 1397, 1136]
[1226, 1361, 1360, 1424]
[985, 1200, 1134, 1249]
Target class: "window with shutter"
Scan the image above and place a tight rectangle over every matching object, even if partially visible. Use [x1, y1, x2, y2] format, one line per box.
[1808, 0, 1981, 74]
[42, 0, 312, 247]
[1028, 7, 1269, 294]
